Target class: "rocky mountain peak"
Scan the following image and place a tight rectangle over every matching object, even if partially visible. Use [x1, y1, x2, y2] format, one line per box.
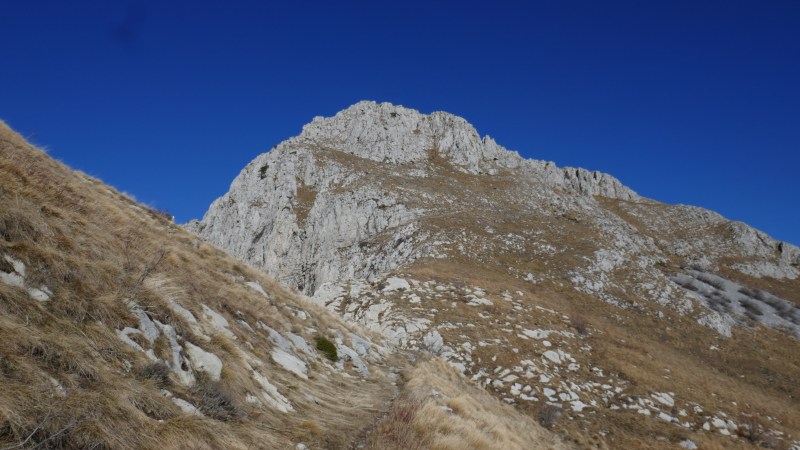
[188, 102, 649, 295]
[4, 109, 800, 450]
[296, 100, 523, 174]
[184, 104, 800, 449]
[292, 101, 640, 200]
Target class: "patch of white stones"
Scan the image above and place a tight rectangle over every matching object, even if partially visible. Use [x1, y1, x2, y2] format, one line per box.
[201, 304, 237, 340]
[249, 368, 294, 413]
[245, 280, 269, 297]
[116, 302, 201, 386]
[312, 279, 432, 348]
[0, 254, 53, 302]
[113, 299, 309, 414]
[185, 342, 223, 381]
[671, 269, 800, 339]
[311, 272, 781, 445]
[271, 349, 308, 379]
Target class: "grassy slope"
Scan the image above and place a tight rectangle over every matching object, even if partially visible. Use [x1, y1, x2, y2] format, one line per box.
[400, 249, 800, 449]
[0, 122, 396, 448]
[0, 122, 568, 449]
[365, 358, 574, 450]
[317, 148, 800, 448]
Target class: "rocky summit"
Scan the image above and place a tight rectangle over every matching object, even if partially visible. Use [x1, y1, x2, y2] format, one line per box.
[187, 100, 640, 294]
[189, 101, 800, 449]
[0, 120, 571, 449]
[3, 101, 798, 449]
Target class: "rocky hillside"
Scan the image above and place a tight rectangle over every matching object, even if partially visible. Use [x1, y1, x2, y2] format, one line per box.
[0, 122, 569, 449]
[190, 101, 800, 449]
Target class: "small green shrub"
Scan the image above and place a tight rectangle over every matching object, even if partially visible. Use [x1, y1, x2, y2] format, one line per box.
[315, 336, 338, 362]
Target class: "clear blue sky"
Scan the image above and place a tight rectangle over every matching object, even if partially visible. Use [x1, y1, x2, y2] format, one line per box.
[2, 1, 798, 245]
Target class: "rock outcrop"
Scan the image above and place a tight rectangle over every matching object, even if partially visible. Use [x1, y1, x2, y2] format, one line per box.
[0, 124, 400, 450]
[189, 101, 797, 302]
[187, 101, 643, 294]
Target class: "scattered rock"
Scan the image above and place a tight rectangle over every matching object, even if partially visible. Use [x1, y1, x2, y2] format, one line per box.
[201, 305, 236, 339]
[271, 349, 308, 379]
[185, 342, 223, 381]
[382, 277, 410, 292]
[245, 281, 268, 297]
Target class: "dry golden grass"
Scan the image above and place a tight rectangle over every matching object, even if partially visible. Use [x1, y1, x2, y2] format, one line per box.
[0, 121, 403, 448]
[293, 177, 317, 230]
[332, 151, 800, 449]
[5, 117, 798, 449]
[365, 358, 573, 450]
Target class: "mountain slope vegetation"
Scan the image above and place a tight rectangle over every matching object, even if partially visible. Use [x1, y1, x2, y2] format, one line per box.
[191, 102, 800, 449]
[0, 122, 567, 449]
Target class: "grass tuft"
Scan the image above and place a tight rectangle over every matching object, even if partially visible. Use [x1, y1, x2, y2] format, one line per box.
[137, 361, 171, 388]
[192, 381, 244, 422]
[315, 336, 338, 362]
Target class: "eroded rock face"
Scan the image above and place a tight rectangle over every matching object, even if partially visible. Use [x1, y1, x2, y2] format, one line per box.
[183, 101, 800, 449]
[187, 101, 642, 294]
[187, 140, 421, 293]
[188, 100, 798, 333]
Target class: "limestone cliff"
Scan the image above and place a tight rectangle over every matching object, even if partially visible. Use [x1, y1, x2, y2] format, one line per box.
[187, 101, 649, 294]
[188, 101, 797, 299]
[186, 102, 800, 449]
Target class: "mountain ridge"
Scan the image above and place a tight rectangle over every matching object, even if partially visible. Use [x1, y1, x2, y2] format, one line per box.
[187, 102, 800, 448]
[2, 105, 799, 448]
[0, 121, 573, 449]
[188, 101, 797, 295]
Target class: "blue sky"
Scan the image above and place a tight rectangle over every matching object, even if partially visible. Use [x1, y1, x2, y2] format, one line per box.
[2, 1, 798, 245]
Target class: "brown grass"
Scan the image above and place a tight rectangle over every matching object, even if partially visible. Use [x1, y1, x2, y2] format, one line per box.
[365, 359, 573, 450]
[5, 114, 799, 450]
[397, 252, 800, 449]
[293, 178, 317, 228]
[0, 121, 401, 448]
